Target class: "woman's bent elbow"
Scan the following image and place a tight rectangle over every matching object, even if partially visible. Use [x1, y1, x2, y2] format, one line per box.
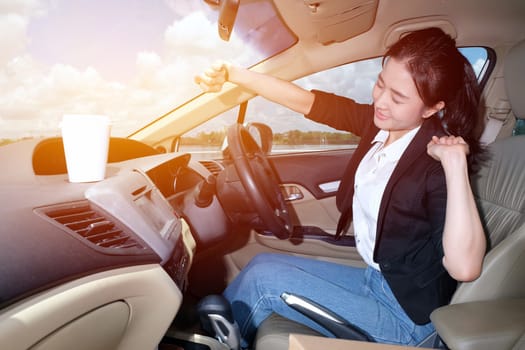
[443, 257, 483, 282]
[454, 267, 482, 282]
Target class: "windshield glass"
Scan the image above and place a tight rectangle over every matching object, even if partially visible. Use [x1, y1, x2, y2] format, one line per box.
[0, 0, 296, 145]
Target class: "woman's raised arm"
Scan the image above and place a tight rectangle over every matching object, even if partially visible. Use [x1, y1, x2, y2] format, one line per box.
[194, 62, 315, 115]
[427, 135, 486, 282]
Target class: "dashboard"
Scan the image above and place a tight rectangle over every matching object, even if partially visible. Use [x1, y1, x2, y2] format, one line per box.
[0, 137, 207, 310]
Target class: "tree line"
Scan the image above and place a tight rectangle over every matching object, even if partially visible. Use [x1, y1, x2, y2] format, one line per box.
[181, 130, 359, 146]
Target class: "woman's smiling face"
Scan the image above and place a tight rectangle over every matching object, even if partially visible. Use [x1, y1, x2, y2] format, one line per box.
[372, 57, 443, 145]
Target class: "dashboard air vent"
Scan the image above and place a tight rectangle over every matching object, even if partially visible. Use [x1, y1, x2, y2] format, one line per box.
[199, 160, 224, 176]
[36, 201, 145, 253]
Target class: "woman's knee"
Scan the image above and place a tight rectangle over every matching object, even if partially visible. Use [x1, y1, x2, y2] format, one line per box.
[237, 254, 299, 290]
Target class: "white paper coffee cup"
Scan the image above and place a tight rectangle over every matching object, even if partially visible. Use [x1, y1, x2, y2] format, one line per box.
[60, 114, 111, 183]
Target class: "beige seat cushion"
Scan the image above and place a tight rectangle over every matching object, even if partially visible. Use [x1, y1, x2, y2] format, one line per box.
[430, 299, 525, 350]
[452, 222, 525, 303]
[255, 313, 323, 350]
[471, 135, 525, 249]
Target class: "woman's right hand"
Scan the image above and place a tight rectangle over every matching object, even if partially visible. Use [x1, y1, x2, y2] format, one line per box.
[194, 62, 230, 92]
[195, 61, 315, 115]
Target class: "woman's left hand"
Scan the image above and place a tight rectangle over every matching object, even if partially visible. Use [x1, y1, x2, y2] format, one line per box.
[427, 135, 470, 162]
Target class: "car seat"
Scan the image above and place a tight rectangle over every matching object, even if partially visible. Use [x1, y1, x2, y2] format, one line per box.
[428, 36, 525, 350]
[254, 38, 525, 350]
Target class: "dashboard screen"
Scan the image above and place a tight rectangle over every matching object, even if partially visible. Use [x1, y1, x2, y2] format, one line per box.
[134, 188, 174, 234]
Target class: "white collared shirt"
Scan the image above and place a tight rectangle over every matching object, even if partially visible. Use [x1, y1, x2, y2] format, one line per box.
[352, 127, 420, 270]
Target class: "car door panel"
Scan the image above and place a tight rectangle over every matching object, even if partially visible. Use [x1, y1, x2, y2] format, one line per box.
[268, 149, 352, 233]
[269, 148, 353, 200]
[226, 148, 364, 274]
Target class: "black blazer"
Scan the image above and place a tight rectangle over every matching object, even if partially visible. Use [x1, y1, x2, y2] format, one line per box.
[307, 90, 457, 324]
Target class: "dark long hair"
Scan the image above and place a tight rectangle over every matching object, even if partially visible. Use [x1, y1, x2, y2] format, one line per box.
[384, 27, 484, 170]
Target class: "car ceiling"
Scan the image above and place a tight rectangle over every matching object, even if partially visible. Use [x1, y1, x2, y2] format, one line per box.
[276, 0, 525, 48]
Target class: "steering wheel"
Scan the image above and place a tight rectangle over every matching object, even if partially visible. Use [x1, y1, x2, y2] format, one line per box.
[227, 123, 292, 239]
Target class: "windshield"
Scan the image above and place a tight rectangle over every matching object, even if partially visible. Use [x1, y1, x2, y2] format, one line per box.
[0, 0, 296, 145]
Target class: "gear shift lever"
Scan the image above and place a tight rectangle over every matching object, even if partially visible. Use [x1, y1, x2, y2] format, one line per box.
[197, 295, 241, 350]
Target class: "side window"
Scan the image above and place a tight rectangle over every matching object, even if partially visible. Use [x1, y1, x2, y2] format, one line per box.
[244, 58, 382, 154]
[459, 47, 490, 82]
[245, 48, 491, 155]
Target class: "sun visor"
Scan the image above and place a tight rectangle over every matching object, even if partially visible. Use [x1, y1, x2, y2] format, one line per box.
[303, 0, 379, 45]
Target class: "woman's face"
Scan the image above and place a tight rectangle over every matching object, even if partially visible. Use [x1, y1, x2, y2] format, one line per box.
[372, 57, 443, 144]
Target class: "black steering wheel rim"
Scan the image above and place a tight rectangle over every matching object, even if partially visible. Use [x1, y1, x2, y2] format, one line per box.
[227, 123, 292, 239]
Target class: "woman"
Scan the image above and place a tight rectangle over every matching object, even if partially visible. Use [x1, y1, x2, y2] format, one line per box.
[195, 28, 486, 346]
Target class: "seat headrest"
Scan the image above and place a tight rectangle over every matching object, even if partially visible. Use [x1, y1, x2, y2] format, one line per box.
[504, 39, 525, 120]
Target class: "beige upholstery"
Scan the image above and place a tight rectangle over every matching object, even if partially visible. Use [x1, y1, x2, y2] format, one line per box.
[255, 313, 323, 350]
[470, 135, 525, 249]
[454, 139, 525, 303]
[469, 40, 525, 249]
[430, 298, 525, 350]
[431, 224, 525, 350]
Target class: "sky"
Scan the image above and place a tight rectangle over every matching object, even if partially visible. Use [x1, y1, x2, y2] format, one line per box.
[0, 0, 490, 140]
[0, 0, 253, 139]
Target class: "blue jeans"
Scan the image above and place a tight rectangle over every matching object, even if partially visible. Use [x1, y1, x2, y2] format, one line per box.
[223, 253, 435, 347]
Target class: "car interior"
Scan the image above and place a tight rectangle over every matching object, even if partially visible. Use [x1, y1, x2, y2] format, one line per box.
[0, 0, 524, 350]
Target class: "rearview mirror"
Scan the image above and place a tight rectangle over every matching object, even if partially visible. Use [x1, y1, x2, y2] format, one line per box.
[204, 0, 240, 41]
[246, 122, 273, 154]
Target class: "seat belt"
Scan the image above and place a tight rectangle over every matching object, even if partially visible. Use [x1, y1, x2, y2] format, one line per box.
[480, 99, 512, 145]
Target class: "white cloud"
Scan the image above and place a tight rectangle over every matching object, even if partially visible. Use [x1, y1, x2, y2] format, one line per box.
[472, 58, 485, 77]
[164, 12, 219, 54]
[0, 0, 43, 16]
[136, 51, 162, 71]
[0, 14, 29, 66]
[0, 0, 247, 139]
